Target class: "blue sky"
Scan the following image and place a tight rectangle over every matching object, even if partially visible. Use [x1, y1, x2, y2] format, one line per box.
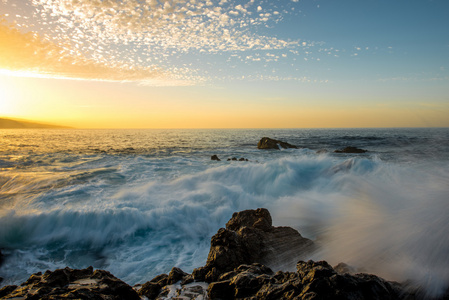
[0, 0, 448, 128]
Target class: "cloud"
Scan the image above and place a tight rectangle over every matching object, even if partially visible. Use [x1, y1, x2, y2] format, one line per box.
[0, 0, 322, 85]
[0, 19, 194, 85]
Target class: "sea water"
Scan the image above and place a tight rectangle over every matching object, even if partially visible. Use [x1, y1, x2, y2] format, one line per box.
[0, 128, 448, 296]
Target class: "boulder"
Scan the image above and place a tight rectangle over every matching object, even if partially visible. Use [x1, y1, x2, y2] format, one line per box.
[257, 137, 298, 150]
[334, 146, 368, 153]
[0, 266, 140, 300]
[192, 208, 314, 282]
[211, 154, 221, 161]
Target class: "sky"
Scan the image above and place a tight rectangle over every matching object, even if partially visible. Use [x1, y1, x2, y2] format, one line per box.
[0, 0, 448, 128]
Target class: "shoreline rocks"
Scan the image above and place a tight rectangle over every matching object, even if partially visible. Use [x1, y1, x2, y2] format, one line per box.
[0, 266, 140, 300]
[192, 208, 314, 283]
[0, 208, 442, 299]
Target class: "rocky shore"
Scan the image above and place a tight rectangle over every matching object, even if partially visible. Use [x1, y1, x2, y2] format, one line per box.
[0, 208, 444, 299]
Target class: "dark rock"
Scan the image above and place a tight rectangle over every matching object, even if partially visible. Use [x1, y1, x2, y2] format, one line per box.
[167, 267, 188, 285]
[208, 280, 234, 299]
[0, 285, 17, 298]
[335, 146, 368, 153]
[199, 208, 314, 282]
[334, 262, 358, 274]
[176, 284, 208, 299]
[0, 266, 140, 300]
[211, 154, 221, 161]
[1, 208, 432, 300]
[181, 274, 194, 285]
[258, 137, 298, 150]
[149, 273, 168, 286]
[138, 281, 162, 299]
[295, 260, 400, 300]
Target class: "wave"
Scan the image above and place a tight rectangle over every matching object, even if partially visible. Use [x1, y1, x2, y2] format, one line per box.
[0, 154, 448, 296]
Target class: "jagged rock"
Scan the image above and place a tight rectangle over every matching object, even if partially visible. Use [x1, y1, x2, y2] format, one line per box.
[211, 155, 221, 161]
[257, 137, 298, 150]
[1, 208, 434, 300]
[193, 208, 314, 282]
[333, 262, 359, 274]
[167, 267, 189, 285]
[335, 146, 368, 153]
[0, 286, 17, 298]
[0, 266, 140, 300]
[138, 281, 162, 299]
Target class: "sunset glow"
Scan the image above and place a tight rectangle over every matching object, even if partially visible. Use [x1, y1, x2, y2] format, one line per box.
[1, 0, 448, 128]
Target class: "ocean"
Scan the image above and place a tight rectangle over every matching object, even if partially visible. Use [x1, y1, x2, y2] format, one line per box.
[0, 128, 448, 296]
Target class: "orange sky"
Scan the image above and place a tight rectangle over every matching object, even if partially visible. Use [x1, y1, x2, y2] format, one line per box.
[1, 0, 448, 129]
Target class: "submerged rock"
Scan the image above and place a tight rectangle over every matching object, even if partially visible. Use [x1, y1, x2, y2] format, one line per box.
[334, 146, 368, 153]
[257, 137, 298, 150]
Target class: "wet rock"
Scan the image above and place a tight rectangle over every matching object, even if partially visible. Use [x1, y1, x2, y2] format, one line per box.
[138, 281, 162, 299]
[0, 266, 140, 300]
[211, 154, 221, 161]
[167, 267, 189, 285]
[335, 146, 368, 153]
[193, 208, 314, 282]
[257, 137, 298, 150]
[176, 283, 209, 299]
[0, 285, 17, 298]
[333, 262, 359, 274]
[227, 157, 248, 161]
[1, 208, 430, 300]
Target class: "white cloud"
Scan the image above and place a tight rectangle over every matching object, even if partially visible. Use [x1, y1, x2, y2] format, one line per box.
[2, 0, 320, 85]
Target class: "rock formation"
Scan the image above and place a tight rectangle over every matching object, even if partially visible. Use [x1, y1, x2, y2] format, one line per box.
[192, 208, 314, 283]
[334, 146, 368, 153]
[0, 208, 442, 300]
[0, 266, 140, 300]
[257, 137, 298, 150]
[211, 154, 221, 161]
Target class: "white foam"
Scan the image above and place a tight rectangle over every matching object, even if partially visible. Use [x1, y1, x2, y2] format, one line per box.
[0, 152, 448, 297]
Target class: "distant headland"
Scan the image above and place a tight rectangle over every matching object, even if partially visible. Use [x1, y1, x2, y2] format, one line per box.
[0, 118, 72, 129]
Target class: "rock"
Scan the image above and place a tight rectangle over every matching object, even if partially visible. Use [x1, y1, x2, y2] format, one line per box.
[334, 146, 368, 153]
[138, 281, 162, 299]
[333, 262, 359, 274]
[0, 286, 17, 298]
[257, 137, 298, 150]
[176, 283, 209, 299]
[0, 266, 140, 300]
[211, 154, 221, 161]
[208, 280, 234, 299]
[295, 260, 400, 300]
[167, 267, 189, 285]
[227, 157, 249, 161]
[1, 208, 433, 300]
[193, 208, 314, 282]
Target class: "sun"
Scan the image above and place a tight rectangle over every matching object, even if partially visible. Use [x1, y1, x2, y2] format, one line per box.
[0, 74, 20, 117]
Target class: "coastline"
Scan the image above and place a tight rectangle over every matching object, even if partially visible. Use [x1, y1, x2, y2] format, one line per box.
[1, 208, 444, 300]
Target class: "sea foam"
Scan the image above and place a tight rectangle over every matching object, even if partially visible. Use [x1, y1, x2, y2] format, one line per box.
[0, 129, 448, 297]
